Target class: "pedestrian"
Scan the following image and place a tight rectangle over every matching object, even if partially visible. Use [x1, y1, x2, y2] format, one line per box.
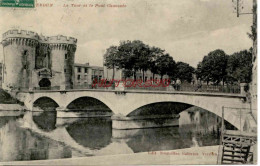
[195, 79, 202, 91]
[171, 80, 175, 91]
[176, 78, 181, 91]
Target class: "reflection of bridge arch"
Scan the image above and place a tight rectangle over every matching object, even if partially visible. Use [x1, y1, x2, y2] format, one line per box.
[32, 111, 57, 131]
[21, 112, 98, 154]
[66, 118, 112, 149]
[20, 112, 134, 156]
[17, 90, 251, 130]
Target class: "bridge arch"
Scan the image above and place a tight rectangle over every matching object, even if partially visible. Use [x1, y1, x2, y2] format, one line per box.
[31, 92, 118, 113]
[127, 102, 192, 117]
[126, 101, 237, 129]
[65, 96, 113, 114]
[112, 92, 247, 130]
[33, 96, 60, 111]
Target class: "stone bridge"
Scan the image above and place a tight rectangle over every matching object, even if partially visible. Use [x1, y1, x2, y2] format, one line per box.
[13, 89, 255, 130]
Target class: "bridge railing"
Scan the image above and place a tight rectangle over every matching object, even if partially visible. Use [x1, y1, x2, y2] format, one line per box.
[72, 85, 110, 90]
[123, 83, 241, 94]
[178, 84, 241, 94]
[30, 84, 241, 94]
[125, 86, 167, 91]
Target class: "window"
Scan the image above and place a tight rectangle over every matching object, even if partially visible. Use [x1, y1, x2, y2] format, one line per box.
[65, 54, 68, 60]
[85, 68, 88, 73]
[23, 50, 28, 69]
[77, 67, 81, 73]
[77, 75, 81, 80]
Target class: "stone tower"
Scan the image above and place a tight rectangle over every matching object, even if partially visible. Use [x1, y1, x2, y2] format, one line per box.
[1, 29, 77, 90]
[2, 30, 38, 90]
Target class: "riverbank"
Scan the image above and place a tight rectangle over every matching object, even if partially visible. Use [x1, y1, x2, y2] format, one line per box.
[0, 89, 25, 112]
[0, 145, 220, 165]
[0, 89, 26, 113]
[0, 89, 23, 105]
[0, 104, 25, 111]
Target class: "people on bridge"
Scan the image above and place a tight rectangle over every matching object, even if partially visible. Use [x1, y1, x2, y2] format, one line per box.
[170, 80, 175, 91]
[195, 79, 202, 92]
[176, 78, 181, 91]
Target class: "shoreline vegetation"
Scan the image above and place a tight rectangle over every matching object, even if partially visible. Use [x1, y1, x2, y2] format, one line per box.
[0, 89, 23, 105]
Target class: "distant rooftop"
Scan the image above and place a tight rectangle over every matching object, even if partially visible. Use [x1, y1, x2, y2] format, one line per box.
[90, 66, 104, 70]
[74, 63, 90, 67]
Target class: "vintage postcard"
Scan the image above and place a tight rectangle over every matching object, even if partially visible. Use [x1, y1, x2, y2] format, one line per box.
[0, 0, 257, 165]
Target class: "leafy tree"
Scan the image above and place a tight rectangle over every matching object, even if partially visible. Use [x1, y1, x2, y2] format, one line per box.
[176, 62, 195, 83]
[156, 53, 176, 79]
[199, 49, 228, 85]
[117, 40, 139, 80]
[195, 62, 203, 80]
[226, 50, 252, 84]
[131, 40, 152, 80]
[103, 46, 119, 80]
[105, 40, 177, 81]
[150, 47, 165, 80]
[122, 69, 134, 78]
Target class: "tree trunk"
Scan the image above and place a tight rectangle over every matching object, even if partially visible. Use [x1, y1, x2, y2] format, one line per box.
[133, 70, 136, 81]
[112, 66, 115, 80]
[142, 70, 145, 81]
[152, 73, 155, 83]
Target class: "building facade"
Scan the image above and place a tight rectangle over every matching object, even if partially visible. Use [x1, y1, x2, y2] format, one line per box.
[1, 29, 77, 90]
[74, 63, 104, 88]
[91, 66, 104, 82]
[104, 66, 169, 81]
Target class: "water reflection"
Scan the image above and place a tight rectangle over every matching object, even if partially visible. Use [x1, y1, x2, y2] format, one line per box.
[124, 127, 193, 153]
[66, 118, 112, 149]
[0, 106, 225, 161]
[0, 117, 72, 161]
[32, 112, 57, 132]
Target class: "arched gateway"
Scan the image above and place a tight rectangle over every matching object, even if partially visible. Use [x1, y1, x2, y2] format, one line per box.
[39, 78, 51, 88]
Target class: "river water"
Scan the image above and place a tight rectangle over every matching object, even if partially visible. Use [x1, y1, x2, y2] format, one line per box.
[0, 107, 226, 161]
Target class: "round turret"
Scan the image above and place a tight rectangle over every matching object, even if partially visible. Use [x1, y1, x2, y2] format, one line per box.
[46, 36, 77, 89]
[2, 29, 38, 90]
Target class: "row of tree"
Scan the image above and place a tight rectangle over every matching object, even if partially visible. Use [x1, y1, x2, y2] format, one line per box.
[196, 49, 252, 85]
[104, 40, 252, 85]
[104, 40, 194, 82]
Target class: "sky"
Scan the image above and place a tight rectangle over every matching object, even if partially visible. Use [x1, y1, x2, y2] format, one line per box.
[0, 0, 253, 67]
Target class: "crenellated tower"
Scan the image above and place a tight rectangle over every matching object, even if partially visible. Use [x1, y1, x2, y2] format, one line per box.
[2, 30, 39, 90]
[1, 29, 77, 90]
